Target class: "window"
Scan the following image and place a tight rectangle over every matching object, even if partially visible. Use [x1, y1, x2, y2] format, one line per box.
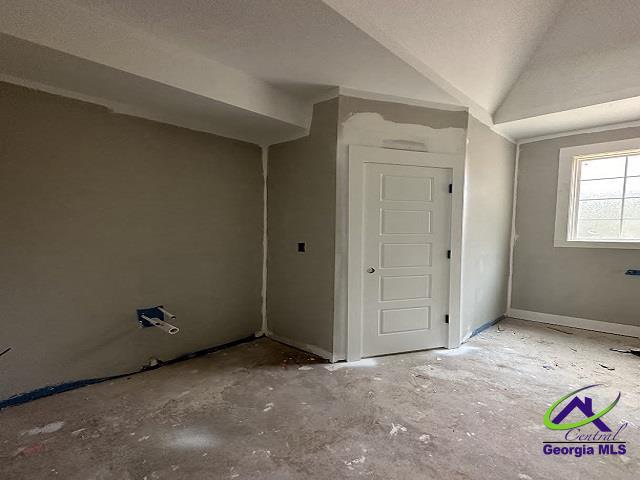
[554, 138, 640, 249]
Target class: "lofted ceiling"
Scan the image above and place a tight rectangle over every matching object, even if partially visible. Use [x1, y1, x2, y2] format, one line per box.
[323, 0, 565, 117]
[67, 0, 458, 106]
[2, 0, 640, 143]
[495, 0, 640, 124]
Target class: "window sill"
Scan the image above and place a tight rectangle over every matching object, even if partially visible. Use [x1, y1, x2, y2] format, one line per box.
[554, 239, 640, 250]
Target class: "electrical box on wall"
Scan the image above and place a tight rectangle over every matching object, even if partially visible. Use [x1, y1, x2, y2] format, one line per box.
[136, 306, 180, 335]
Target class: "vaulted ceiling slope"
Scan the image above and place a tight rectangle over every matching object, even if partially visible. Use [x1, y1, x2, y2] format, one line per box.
[323, 0, 565, 121]
[2, 0, 640, 143]
[325, 0, 640, 140]
[494, 0, 640, 137]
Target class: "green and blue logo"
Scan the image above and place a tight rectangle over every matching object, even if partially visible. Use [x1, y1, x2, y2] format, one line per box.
[542, 384, 627, 457]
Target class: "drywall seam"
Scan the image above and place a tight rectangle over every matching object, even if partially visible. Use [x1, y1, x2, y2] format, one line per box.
[332, 103, 347, 363]
[508, 309, 640, 338]
[335, 87, 516, 144]
[341, 113, 467, 154]
[260, 146, 269, 336]
[308, 86, 341, 106]
[517, 119, 640, 145]
[338, 87, 466, 113]
[265, 330, 332, 360]
[458, 132, 471, 343]
[322, 0, 491, 125]
[506, 142, 520, 311]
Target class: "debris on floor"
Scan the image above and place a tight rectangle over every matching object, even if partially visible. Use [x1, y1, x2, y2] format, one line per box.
[599, 363, 615, 371]
[1, 318, 639, 480]
[610, 347, 640, 357]
[21, 421, 65, 436]
[14, 443, 46, 457]
[389, 423, 407, 437]
[545, 326, 573, 335]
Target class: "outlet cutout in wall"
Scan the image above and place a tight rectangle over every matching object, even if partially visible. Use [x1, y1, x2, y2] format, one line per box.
[137, 306, 165, 328]
[297, 242, 306, 253]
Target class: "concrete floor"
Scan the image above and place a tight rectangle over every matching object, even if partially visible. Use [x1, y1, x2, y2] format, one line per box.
[1, 318, 639, 479]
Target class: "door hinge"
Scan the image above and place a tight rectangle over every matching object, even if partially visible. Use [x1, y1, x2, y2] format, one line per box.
[447, 250, 451, 259]
[445, 314, 449, 324]
[448, 183, 453, 194]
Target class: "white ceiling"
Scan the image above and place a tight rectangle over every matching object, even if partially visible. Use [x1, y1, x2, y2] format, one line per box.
[323, 0, 564, 113]
[495, 0, 640, 128]
[68, 0, 457, 105]
[0, 34, 304, 144]
[2, 0, 640, 143]
[526, 0, 640, 63]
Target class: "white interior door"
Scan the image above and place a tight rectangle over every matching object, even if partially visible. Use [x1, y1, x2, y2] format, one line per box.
[361, 162, 451, 357]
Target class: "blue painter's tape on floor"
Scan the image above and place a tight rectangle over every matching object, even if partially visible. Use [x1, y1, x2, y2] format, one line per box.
[469, 315, 505, 339]
[0, 378, 114, 409]
[0, 335, 256, 410]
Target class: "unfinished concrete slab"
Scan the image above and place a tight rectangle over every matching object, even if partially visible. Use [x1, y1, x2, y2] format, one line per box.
[1, 318, 638, 479]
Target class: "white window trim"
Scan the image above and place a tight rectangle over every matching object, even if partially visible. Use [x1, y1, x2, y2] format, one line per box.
[554, 138, 640, 249]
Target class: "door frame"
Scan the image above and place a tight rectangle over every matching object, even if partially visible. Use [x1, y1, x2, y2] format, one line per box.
[347, 145, 464, 361]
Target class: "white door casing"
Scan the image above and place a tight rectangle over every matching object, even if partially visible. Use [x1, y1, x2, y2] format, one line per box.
[362, 163, 451, 356]
[347, 145, 464, 361]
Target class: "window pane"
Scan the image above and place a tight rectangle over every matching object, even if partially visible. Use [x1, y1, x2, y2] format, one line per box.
[622, 220, 640, 239]
[628, 155, 640, 176]
[579, 178, 623, 199]
[576, 220, 621, 239]
[577, 199, 622, 220]
[579, 156, 626, 180]
[625, 176, 640, 197]
[623, 198, 640, 219]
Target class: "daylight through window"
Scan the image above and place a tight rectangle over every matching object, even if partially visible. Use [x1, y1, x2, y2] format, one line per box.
[570, 152, 640, 241]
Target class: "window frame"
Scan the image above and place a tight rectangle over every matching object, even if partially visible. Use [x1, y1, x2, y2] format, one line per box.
[554, 138, 640, 249]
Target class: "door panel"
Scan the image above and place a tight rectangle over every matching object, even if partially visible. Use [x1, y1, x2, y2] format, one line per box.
[362, 162, 451, 357]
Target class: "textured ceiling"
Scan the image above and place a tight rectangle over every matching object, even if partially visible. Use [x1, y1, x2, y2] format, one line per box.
[68, 0, 457, 105]
[323, 0, 564, 113]
[4, 0, 640, 141]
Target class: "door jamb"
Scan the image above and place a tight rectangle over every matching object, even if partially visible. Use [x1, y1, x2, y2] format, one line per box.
[347, 145, 464, 361]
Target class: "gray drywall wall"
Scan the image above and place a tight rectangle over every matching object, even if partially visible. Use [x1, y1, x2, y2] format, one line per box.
[333, 96, 469, 359]
[0, 82, 263, 400]
[462, 117, 516, 337]
[512, 126, 640, 326]
[266, 99, 339, 355]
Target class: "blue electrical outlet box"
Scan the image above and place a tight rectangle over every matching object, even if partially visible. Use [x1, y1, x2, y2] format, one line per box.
[137, 306, 165, 328]
[625, 269, 640, 276]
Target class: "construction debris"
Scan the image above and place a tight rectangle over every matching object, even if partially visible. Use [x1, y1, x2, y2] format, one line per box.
[545, 326, 573, 335]
[610, 347, 640, 358]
